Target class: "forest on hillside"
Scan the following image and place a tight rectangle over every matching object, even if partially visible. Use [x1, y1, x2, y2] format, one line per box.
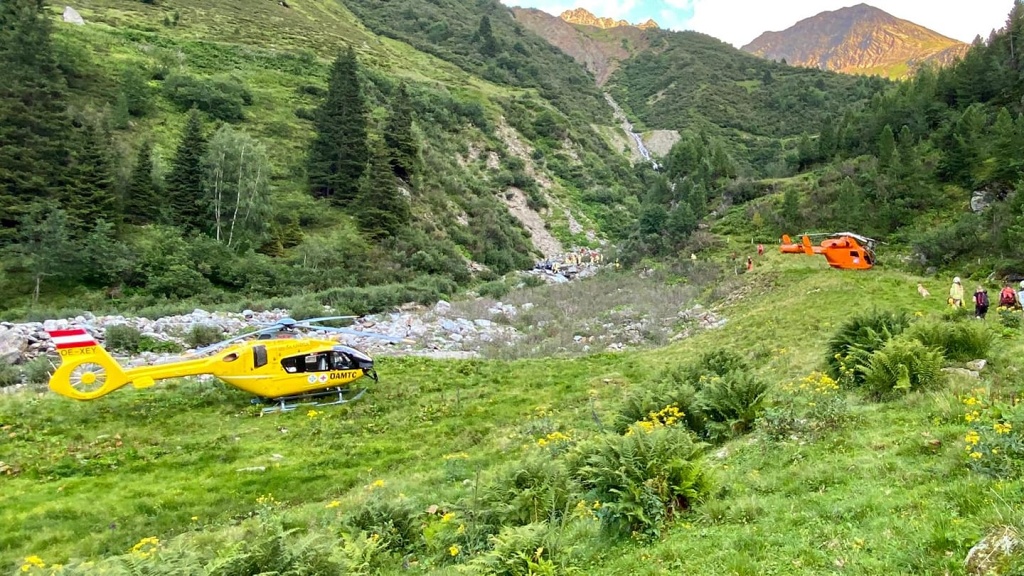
[4, 0, 1024, 319]
[0, 0, 643, 320]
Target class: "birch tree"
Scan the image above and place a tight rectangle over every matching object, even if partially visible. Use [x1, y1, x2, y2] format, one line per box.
[202, 125, 271, 249]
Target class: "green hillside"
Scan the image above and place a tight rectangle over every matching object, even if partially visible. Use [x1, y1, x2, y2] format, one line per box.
[0, 0, 641, 319]
[4, 253, 1024, 574]
[605, 29, 888, 173]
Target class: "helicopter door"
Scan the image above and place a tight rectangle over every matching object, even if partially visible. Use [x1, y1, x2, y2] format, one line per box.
[253, 345, 268, 368]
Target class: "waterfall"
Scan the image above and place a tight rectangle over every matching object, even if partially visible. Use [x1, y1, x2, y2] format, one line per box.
[604, 93, 659, 170]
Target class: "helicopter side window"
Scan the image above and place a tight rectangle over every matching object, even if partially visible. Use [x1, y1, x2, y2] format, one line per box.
[850, 251, 860, 257]
[282, 356, 301, 373]
[253, 345, 268, 369]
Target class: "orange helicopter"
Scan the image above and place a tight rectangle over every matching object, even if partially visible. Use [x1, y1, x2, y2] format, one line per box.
[780, 232, 878, 270]
[46, 316, 413, 414]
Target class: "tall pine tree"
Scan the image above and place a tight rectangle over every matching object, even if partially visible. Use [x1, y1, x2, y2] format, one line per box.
[478, 15, 498, 57]
[355, 139, 410, 240]
[384, 82, 418, 183]
[166, 109, 207, 230]
[308, 47, 368, 206]
[124, 141, 163, 225]
[65, 123, 118, 233]
[0, 0, 74, 243]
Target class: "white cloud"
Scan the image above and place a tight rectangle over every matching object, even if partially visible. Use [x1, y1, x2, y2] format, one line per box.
[680, 0, 1010, 47]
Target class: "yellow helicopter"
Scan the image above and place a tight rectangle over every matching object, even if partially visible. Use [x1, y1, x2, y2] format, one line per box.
[46, 316, 413, 414]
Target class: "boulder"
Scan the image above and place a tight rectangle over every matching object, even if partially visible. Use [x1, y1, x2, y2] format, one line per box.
[62, 6, 84, 25]
[965, 526, 1021, 575]
[966, 359, 988, 372]
[0, 329, 27, 365]
[943, 367, 981, 379]
[433, 300, 452, 316]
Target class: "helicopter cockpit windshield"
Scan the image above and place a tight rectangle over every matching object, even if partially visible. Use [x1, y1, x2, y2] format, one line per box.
[281, 351, 357, 373]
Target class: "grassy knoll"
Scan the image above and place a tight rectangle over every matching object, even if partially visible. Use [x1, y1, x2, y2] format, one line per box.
[3, 251, 1024, 573]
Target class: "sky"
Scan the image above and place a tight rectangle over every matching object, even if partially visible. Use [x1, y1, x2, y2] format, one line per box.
[500, 0, 1013, 47]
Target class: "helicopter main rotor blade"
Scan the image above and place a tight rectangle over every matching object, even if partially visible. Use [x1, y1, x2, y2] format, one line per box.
[190, 326, 279, 355]
[296, 315, 359, 324]
[297, 325, 413, 344]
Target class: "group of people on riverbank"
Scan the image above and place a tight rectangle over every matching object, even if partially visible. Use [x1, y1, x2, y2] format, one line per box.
[948, 277, 1024, 319]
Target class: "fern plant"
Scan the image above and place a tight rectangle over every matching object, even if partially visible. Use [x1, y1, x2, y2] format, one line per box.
[909, 320, 993, 362]
[614, 378, 704, 436]
[826, 310, 910, 385]
[464, 522, 573, 576]
[344, 494, 421, 552]
[696, 370, 769, 442]
[479, 455, 576, 529]
[859, 336, 945, 400]
[571, 426, 709, 537]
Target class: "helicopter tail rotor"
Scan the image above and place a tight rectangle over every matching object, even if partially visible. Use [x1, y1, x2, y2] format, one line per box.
[47, 328, 131, 400]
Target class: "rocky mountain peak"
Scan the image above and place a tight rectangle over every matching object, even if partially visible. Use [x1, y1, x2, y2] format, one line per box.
[558, 7, 658, 30]
[742, 3, 968, 79]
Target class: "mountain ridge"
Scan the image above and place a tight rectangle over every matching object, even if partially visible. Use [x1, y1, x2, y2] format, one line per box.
[559, 7, 659, 30]
[742, 3, 968, 78]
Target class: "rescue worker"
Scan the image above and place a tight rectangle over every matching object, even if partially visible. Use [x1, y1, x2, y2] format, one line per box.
[746, 256, 753, 271]
[1017, 281, 1024, 312]
[999, 282, 1018, 309]
[949, 277, 964, 308]
[974, 285, 990, 319]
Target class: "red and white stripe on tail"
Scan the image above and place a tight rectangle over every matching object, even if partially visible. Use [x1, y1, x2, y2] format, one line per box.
[47, 328, 98, 350]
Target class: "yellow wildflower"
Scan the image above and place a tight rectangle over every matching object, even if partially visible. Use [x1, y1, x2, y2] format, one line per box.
[970, 451, 983, 460]
[326, 500, 341, 509]
[457, 523, 466, 534]
[995, 422, 1013, 435]
[965, 431, 981, 446]
[449, 545, 460, 557]
[20, 556, 45, 572]
[441, 512, 455, 523]
[368, 479, 385, 490]
[307, 409, 320, 419]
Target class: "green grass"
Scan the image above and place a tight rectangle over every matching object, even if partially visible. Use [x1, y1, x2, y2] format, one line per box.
[3, 251, 1024, 573]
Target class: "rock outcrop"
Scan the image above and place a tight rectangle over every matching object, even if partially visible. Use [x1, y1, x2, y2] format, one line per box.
[558, 8, 658, 31]
[742, 3, 968, 79]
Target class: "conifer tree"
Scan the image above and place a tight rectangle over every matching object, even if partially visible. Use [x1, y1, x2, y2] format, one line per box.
[878, 124, 896, 169]
[166, 109, 208, 230]
[0, 0, 74, 243]
[308, 47, 368, 206]
[65, 123, 118, 232]
[124, 141, 163, 225]
[384, 82, 418, 183]
[478, 15, 498, 56]
[355, 139, 410, 240]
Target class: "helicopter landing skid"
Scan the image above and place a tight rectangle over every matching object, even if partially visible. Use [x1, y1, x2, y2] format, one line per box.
[256, 387, 367, 416]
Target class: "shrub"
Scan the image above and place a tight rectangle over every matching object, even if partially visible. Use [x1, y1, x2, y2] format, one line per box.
[615, 375, 704, 437]
[105, 324, 142, 353]
[696, 370, 769, 441]
[0, 363, 21, 387]
[162, 73, 252, 121]
[686, 349, 750, 385]
[960, 388, 1024, 478]
[344, 495, 421, 552]
[465, 523, 565, 576]
[909, 321, 993, 362]
[21, 356, 56, 384]
[478, 280, 511, 300]
[859, 336, 945, 399]
[138, 337, 184, 354]
[826, 310, 910, 385]
[760, 372, 848, 441]
[479, 456, 575, 528]
[997, 306, 1022, 329]
[185, 325, 225, 349]
[571, 426, 710, 537]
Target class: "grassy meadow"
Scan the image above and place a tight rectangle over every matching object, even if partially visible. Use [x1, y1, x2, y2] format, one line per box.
[4, 249, 1024, 574]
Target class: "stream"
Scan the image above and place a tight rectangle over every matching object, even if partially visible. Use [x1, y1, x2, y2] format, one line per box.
[603, 93, 659, 170]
